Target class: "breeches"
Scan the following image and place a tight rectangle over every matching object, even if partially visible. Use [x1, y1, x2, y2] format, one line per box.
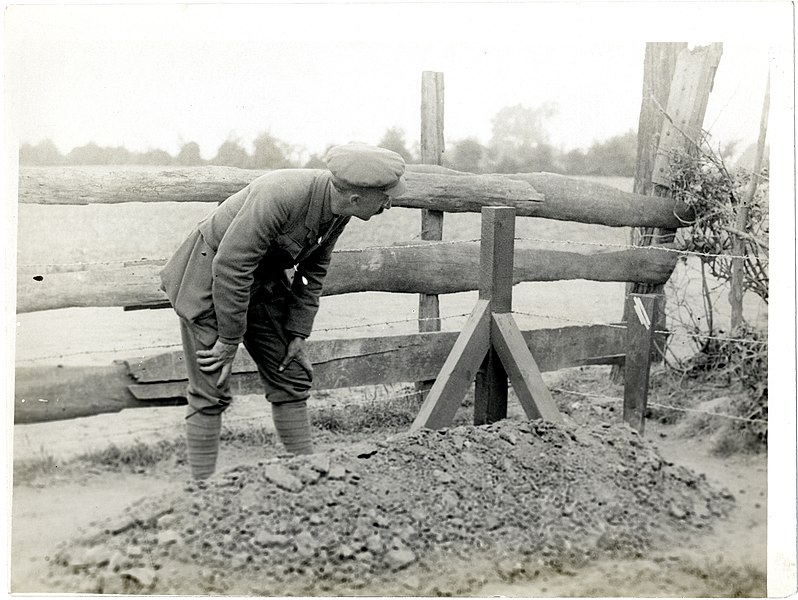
[180, 300, 312, 413]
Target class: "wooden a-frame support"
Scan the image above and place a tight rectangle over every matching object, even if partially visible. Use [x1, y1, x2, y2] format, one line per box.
[410, 206, 563, 431]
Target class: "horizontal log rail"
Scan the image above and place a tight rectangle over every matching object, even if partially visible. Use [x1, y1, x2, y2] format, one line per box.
[16, 242, 678, 313]
[15, 324, 628, 424]
[18, 166, 693, 228]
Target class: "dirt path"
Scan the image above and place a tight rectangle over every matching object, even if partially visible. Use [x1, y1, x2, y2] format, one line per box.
[10, 419, 767, 596]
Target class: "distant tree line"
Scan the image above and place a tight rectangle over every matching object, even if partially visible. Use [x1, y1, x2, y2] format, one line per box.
[19, 104, 639, 176]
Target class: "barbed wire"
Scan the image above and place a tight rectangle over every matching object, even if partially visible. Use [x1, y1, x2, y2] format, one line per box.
[512, 309, 768, 347]
[15, 341, 185, 364]
[551, 387, 768, 425]
[17, 239, 487, 271]
[15, 314, 472, 363]
[19, 231, 769, 273]
[313, 312, 470, 334]
[514, 236, 768, 263]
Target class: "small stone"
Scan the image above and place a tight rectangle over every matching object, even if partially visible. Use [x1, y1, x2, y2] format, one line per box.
[127, 545, 144, 559]
[448, 518, 464, 528]
[354, 551, 374, 564]
[328, 465, 347, 480]
[337, 544, 355, 560]
[156, 512, 177, 529]
[295, 530, 318, 558]
[440, 490, 459, 509]
[500, 431, 517, 445]
[121, 567, 156, 588]
[365, 534, 383, 553]
[157, 530, 182, 546]
[108, 550, 126, 572]
[371, 513, 390, 528]
[309, 454, 331, 475]
[309, 514, 324, 526]
[255, 532, 290, 547]
[485, 515, 502, 531]
[385, 548, 416, 571]
[71, 545, 111, 567]
[668, 502, 687, 519]
[433, 469, 455, 484]
[410, 508, 428, 522]
[402, 574, 421, 591]
[461, 452, 481, 466]
[298, 467, 322, 484]
[263, 465, 304, 492]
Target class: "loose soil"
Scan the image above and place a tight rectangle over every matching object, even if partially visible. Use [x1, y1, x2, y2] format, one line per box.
[11, 394, 767, 597]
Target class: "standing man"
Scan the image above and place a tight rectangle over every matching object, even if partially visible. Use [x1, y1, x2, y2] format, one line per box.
[160, 144, 407, 479]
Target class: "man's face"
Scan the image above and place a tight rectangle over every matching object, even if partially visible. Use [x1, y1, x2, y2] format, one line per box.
[350, 189, 392, 221]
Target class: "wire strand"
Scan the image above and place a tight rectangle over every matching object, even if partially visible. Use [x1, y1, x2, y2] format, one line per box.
[551, 387, 767, 424]
[514, 236, 768, 263]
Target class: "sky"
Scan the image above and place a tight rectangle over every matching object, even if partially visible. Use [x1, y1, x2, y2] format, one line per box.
[4, 2, 791, 162]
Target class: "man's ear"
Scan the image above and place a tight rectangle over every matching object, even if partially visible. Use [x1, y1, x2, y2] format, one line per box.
[348, 193, 361, 206]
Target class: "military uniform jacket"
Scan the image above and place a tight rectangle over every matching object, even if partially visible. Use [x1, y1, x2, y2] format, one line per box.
[160, 169, 349, 345]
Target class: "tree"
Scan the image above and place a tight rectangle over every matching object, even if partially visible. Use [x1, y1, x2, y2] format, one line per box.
[584, 130, 637, 176]
[378, 127, 413, 162]
[447, 137, 486, 173]
[176, 142, 203, 166]
[138, 149, 173, 166]
[66, 143, 110, 165]
[19, 139, 63, 165]
[560, 148, 588, 175]
[488, 103, 557, 173]
[249, 132, 292, 169]
[212, 138, 249, 168]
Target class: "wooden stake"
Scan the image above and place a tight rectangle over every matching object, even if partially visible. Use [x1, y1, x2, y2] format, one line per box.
[417, 71, 445, 394]
[623, 294, 659, 433]
[409, 300, 490, 431]
[418, 71, 445, 332]
[492, 312, 563, 424]
[474, 206, 515, 423]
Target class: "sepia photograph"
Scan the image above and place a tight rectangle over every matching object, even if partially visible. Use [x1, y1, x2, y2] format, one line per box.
[4, 1, 795, 596]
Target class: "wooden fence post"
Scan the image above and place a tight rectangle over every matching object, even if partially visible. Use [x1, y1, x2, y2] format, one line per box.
[623, 293, 659, 433]
[613, 43, 722, 381]
[417, 70, 445, 395]
[474, 206, 514, 424]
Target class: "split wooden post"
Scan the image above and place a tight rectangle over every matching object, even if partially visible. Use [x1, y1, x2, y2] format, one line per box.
[623, 293, 659, 434]
[410, 206, 563, 431]
[418, 71, 445, 332]
[416, 70, 445, 395]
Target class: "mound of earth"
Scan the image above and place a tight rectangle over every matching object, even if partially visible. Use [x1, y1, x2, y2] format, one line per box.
[46, 419, 734, 595]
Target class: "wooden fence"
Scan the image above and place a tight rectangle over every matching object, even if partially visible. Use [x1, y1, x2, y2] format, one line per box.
[15, 165, 677, 425]
[16, 46, 722, 427]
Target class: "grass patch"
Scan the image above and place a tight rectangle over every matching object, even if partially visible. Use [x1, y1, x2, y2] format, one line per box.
[310, 387, 425, 433]
[13, 451, 61, 485]
[79, 439, 181, 469]
[681, 562, 767, 597]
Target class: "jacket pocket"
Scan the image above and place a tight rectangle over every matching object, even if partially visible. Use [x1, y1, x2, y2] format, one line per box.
[274, 233, 304, 261]
[161, 230, 216, 322]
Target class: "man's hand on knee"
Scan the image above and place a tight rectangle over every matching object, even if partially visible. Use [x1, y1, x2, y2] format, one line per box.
[197, 340, 239, 387]
[279, 337, 314, 378]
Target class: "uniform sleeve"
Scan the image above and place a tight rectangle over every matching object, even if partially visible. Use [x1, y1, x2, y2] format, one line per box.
[283, 219, 348, 339]
[212, 185, 291, 345]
